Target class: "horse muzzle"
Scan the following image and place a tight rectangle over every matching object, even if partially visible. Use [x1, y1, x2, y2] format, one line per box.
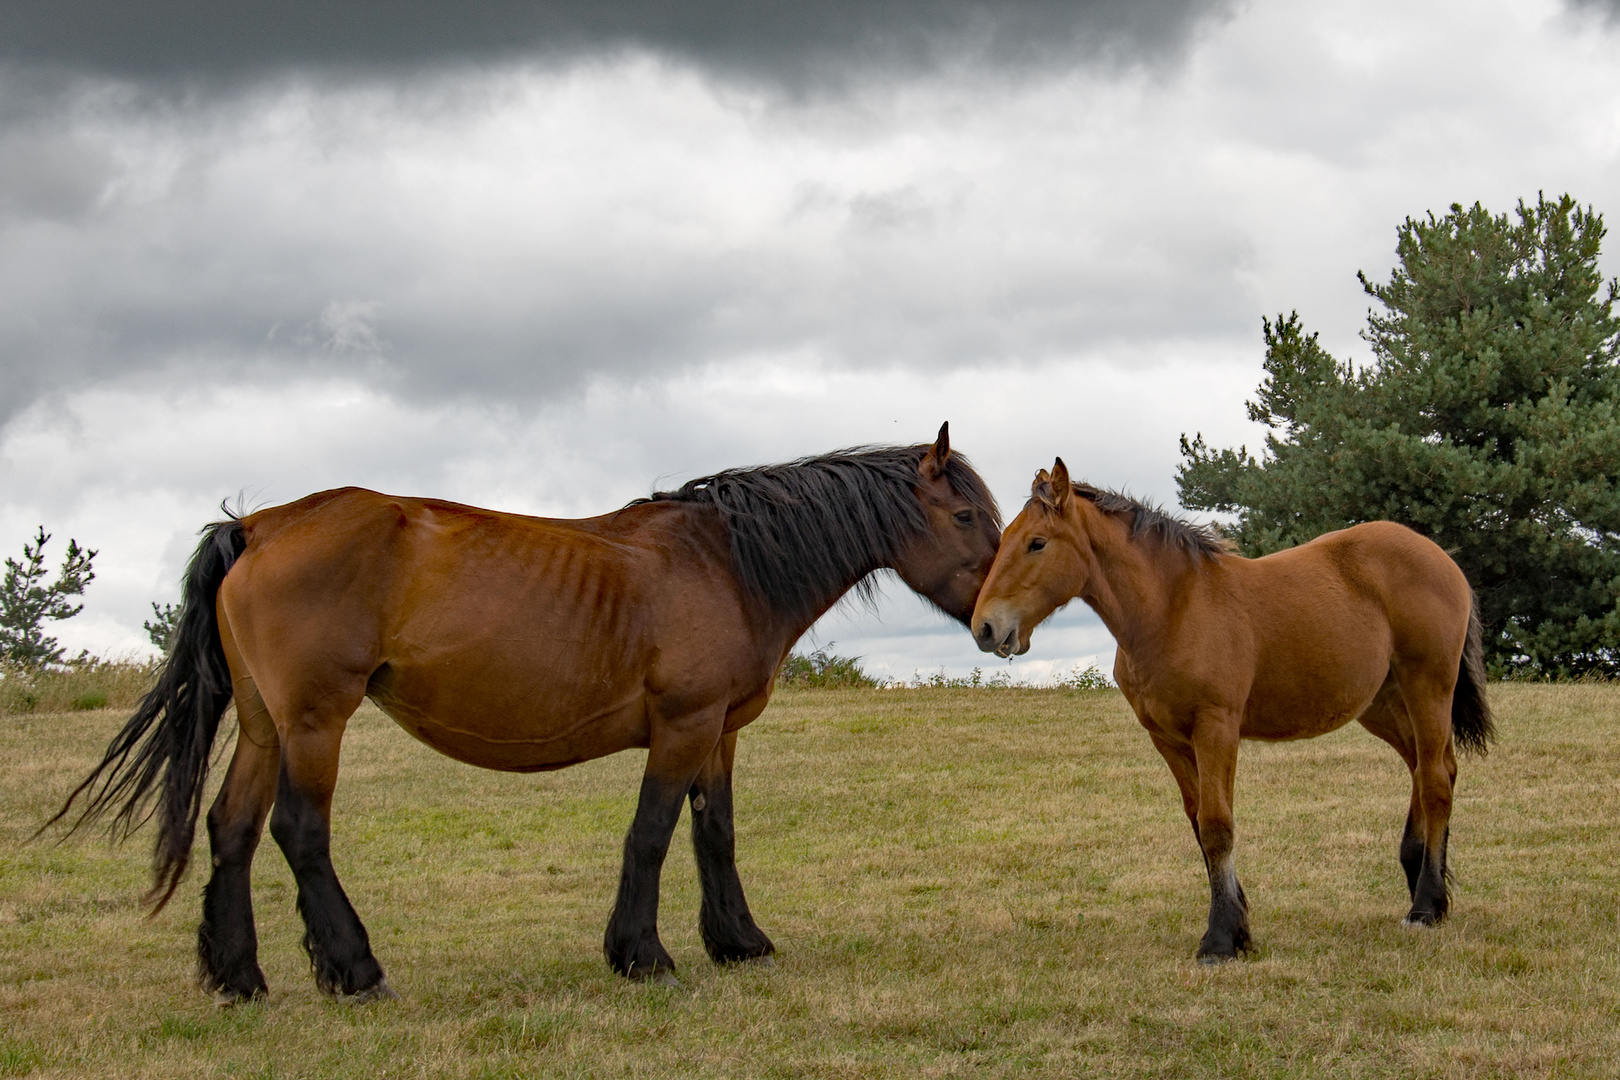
[973, 611, 1029, 658]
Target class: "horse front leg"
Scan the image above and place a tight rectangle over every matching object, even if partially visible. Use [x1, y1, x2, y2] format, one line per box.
[690, 731, 774, 965]
[1146, 731, 1201, 845]
[604, 710, 724, 982]
[1192, 718, 1250, 963]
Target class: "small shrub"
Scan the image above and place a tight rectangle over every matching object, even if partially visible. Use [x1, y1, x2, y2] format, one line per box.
[910, 666, 1013, 689]
[1054, 663, 1114, 690]
[777, 645, 878, 689]
[5, 688, 39, 713]
[903, 662, 1114, 690]
[70, 689, 109, 710]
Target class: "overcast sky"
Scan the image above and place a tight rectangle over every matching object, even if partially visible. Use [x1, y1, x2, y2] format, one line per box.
[2, 0, 1618, 681]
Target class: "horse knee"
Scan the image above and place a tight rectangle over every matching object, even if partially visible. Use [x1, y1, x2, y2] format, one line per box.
[1196, 818, 1234, 863]
[268, 793, 328, 870]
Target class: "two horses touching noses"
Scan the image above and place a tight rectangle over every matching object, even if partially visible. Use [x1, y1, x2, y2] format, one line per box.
[972, 457, 1493, 963]
[52, 427, 1492, 1005]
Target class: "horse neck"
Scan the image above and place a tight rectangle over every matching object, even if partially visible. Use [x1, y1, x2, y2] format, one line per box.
[750, 507, 911, 651]
[1070, 501, 1185, 658]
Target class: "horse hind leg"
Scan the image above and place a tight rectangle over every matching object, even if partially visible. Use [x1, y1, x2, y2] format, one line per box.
[1392, 667, 1460, 927]
[689, 732, 774, 965]
[1397, 807, 1424, 899]
[1404, 736, 1457, 927]
[198, 676, 280, 1005]
[266, 684, 393, 1000]
[1356, 684, 1427, 903]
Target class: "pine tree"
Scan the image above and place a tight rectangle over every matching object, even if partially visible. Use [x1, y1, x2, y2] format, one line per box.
[1179, 194, 1620, 677]
[0, 528, 97, 666]
[144, 602, 181, 654]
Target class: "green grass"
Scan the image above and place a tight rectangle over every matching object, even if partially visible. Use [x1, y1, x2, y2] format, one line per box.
[3, 684, 1618, 1077]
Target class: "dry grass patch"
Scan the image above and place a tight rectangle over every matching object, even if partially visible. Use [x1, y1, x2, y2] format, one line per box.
[0, 661, 156, 716]
[2, 684, 1618, 1077]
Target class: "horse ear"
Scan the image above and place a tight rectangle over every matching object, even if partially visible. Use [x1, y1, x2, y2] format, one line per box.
[1049, 458, 1072, 508]
[1031, 468, 1055, 507]
[920, 421, 951, 480]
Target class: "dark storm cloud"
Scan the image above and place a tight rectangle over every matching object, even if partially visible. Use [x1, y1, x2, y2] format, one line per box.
[0, 143, 1255, 423]
[0, 0, 1252, 427]
[0, 1, 1234, 90]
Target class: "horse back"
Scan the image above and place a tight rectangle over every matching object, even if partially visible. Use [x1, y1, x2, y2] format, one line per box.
[1219, 521, 1471, 739]
[218, 488, 759, 770]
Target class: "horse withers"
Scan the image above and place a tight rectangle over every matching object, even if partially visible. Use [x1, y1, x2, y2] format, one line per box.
[51, 425, 1001, 1003]
[971, 458, 1492, 963]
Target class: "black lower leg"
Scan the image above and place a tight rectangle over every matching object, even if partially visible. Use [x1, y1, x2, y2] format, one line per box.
[1198, 880, 1252, 960]
[1407, 827, 1451, 925]
[604, 775, 685, 979]
[269, 768, 386, 997]
[1196, 827, 1250, 961]
[690, 776, 773, 963]
[197, 814, 267, 1002]
[1399, 810, 1424, 899]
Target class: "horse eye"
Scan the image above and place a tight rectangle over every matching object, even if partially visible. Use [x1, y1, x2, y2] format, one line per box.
[954, 509, 974, 525]
[1028, 537, 1047, 552]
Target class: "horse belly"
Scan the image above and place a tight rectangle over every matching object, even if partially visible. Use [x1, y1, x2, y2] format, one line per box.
[367, 659, 651, 772]
[1240, 648, 1390, 742]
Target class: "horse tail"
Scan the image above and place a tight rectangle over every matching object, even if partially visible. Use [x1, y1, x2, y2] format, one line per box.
[43, 515, 247, 912]
[1451, 592, 1495, 756]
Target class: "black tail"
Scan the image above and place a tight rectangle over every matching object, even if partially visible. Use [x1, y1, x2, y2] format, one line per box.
[44, 516, 246, 912]
[1452, 594, 1495, 756]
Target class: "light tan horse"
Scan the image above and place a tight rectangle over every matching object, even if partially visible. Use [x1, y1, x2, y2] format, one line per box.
[54, 428, 1001, 1002]
[971, 458, 1492, 962]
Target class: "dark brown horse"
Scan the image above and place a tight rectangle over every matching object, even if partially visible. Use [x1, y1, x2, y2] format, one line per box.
[971, 459, 1492, 962]
[54, 426, 1000, 1002]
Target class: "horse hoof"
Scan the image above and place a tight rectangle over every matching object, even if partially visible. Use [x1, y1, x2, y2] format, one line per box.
[748, 955, 775, 969]
[339, 979, 398, 1004]
[645, 969, 680, 988]
[1401, 915, 1436, 930]
[211, 988, 263, 1008]
[1197, 953, 1236, 966]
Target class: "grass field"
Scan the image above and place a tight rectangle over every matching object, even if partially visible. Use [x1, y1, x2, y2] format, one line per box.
[3, 684, 1618, 1078]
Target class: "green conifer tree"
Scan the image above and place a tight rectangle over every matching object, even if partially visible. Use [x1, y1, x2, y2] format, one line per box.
[1179, 194, 1620, 676]
[0, 528, 97, 666]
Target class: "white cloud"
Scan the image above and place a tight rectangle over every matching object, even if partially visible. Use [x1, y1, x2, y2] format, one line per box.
[2, 0, 1618, 678]
[0, 347, 1261, 669]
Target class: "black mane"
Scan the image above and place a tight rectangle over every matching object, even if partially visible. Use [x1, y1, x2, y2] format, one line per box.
[1070, 483, 1230, 558]
[638, 446, 1000, 625]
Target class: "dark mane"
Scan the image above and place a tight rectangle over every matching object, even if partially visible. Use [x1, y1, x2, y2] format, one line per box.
[636, 445, 1000, 624]
[1069, 483, 1231, 558]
